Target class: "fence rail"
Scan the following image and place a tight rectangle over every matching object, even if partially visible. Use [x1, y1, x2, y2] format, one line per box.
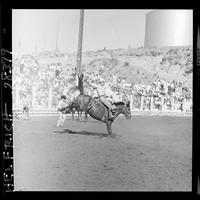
[13, 93, 192, 117]
[128, 94, 192, 113]
[13, 110, 192, 117]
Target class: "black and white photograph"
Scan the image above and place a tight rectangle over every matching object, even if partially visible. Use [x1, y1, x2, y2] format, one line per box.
[11, 9, 193, 191]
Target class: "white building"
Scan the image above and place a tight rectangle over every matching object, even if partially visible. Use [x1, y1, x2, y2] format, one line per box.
[144, 10, 193, 48]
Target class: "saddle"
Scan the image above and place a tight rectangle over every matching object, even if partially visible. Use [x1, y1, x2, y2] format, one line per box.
[87, 98, 116, 120]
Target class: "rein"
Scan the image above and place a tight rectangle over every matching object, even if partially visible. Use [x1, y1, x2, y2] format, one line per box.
[121, 104, 126, 114]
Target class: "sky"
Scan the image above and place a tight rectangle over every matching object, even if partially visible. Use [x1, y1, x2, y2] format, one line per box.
[12, 9, 152, 58]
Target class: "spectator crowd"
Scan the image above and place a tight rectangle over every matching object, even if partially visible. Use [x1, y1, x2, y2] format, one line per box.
[13, 54, 192, 113]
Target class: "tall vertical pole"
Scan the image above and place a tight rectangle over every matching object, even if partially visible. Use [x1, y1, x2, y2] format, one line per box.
[55, 22, 59, 52]
[76, 9, 84, 76]
[198, 25, 200, 49]
[197, 25, 200, 66]
[43, 32, 46, 52]
[35, 44, 37, 54]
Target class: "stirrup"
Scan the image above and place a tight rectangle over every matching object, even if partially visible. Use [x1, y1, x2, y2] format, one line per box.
[111, 109, 116, 113]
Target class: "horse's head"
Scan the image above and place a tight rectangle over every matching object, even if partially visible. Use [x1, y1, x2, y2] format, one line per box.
[122, 103, 131, 119]
[114, 102, 131, 119]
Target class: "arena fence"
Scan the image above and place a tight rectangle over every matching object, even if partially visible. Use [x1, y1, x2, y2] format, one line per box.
[128, 95, 192, 113]
[13, 109, 192, 117]
[13, 94, 192, 117]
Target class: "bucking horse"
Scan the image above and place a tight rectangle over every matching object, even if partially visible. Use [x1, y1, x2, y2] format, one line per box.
[61, 93, 131, 135]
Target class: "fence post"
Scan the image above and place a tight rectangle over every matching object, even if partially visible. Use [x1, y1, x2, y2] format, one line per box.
[150, 96, 154, 111]
[171, 98, 175, 111]
[161, 97, 164, 111]
[48, 87, 53, 110]
[16, 84, 20, 109]
[182, 98, 186, 112]
[140, 95, 144, 111]
[32, 85, 36, 110]
[130, 95, 133, 111]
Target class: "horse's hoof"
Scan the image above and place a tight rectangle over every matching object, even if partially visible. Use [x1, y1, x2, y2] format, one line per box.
[109, 134, 116, 138]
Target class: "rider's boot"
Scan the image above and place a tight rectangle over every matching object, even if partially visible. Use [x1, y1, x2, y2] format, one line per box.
[108, 109, 114, 119]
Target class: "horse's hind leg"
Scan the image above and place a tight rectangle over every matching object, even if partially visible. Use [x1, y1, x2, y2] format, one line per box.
[77, 110, 80, 120]
[106, 121, 112, 135]
[80, 111, 83, 120]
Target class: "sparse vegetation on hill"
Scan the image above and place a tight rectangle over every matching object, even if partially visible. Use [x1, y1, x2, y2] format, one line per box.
[14, 46, 192, 87]
[81, 46, 192, 86]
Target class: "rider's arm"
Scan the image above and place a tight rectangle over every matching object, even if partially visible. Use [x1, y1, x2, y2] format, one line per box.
[96, 88, 100, 97]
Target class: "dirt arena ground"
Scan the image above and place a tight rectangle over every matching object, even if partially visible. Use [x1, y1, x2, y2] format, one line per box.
[13, 115, 192, 191]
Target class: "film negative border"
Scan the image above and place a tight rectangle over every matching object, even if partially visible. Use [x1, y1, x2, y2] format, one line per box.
[196, 12, 200, 195]
[0, 5, 199, 197]
[193, 9, 200, 195]
[197, 17, 200, 196]
[1, 5, 13, 193]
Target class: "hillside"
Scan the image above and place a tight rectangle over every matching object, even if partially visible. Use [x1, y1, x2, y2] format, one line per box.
[78, 46, 192, 86]
[14, 46, 193, 87]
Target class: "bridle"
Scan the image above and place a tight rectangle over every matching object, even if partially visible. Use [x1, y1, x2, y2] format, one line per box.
[121, 104, 126, 113]
[120, 103, 130, 117]
[117, 103, 126, 114]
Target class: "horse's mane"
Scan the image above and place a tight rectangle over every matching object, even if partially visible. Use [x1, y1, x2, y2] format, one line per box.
[113, 101, 125, 106]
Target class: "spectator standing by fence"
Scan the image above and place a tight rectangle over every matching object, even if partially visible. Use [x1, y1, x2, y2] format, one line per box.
[21, 95, 30, 120]
[57, 95, 68, 127]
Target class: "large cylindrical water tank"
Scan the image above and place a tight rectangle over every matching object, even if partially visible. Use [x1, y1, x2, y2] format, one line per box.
[144, 10, 193, 48]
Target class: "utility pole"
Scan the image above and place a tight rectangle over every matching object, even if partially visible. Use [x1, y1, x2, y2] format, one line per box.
[35, 44, 37, 54]
[55, 22, 59, 53]
[43, 32, 46, 52]
[76, 9, 84, 76]
[197, 26, 200, 66]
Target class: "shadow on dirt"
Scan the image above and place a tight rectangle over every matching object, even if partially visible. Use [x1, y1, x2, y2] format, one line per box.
[68, 118, 103, 124]
[54, 129, 118, 138]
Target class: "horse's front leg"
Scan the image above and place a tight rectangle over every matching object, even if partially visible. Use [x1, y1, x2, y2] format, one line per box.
[84, 111, 88, 121]
[106, 120, 112, 135]
[72, 110, 75, 120]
